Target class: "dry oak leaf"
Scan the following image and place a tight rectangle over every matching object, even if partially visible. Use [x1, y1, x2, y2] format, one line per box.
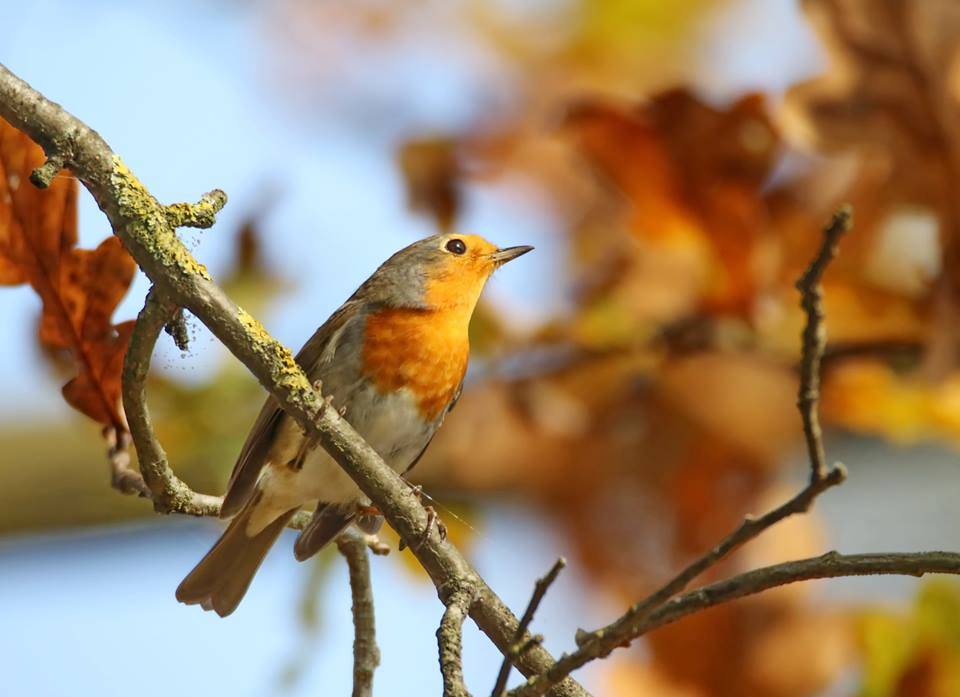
[565, 90, 780, 315]
[0, 118, 135, 429]
[784, 0, 960, 213]
[397, 136, 461, 233]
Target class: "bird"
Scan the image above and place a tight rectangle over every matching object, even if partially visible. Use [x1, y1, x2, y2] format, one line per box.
[176, 233, 532, 616]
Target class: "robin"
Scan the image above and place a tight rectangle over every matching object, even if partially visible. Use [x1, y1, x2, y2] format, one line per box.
[176, 233, 532, 616]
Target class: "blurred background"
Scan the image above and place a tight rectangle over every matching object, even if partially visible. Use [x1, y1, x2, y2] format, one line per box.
[3, 0, 960, 695]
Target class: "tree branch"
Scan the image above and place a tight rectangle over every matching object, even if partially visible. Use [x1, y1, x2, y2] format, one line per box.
[634, 551, 960, 636]
[796, 205, 851, 481]
[104, 425, 150, 497]
[507, 208, 878, 697]
[439, 591, 475, 697]
[492, 559, 565, 697]
[508, 475, 850, 696]
[0, 63, 587, 697]
[122, 286, 222, 515]
[337, 530, 381, 697]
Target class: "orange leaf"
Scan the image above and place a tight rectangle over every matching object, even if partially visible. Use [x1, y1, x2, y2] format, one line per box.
[0, 117, 135, 428]
[565, 90, 780, 315]
[396, 137, 460, 232]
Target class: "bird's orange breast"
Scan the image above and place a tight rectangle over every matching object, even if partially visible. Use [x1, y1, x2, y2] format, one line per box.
[361, 307, 469, 420]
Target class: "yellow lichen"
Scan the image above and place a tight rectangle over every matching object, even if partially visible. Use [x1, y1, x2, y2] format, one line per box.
[109, 155, 212, 280]
[236, 307, 312, 396]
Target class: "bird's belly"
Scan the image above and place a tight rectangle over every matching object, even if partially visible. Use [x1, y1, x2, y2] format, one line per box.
[266, 384, 433, 508]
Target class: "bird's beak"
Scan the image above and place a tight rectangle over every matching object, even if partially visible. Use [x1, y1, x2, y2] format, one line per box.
[488, 245, 534, 266]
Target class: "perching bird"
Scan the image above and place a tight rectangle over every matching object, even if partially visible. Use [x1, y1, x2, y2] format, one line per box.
[176, 234, 532, 616]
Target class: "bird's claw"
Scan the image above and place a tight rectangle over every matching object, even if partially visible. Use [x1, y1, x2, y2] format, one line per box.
[398, 504, 447, 551]
[424, 505, 448, 544]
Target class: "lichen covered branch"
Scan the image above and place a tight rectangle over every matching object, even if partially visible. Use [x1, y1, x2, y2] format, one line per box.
[0, 63, 587, 697]
[29, 150, 64, 188]
[337, 531, 381, 697]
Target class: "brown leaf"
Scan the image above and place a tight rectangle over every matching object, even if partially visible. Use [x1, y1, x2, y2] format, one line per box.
[565, 90, 780, 315]
[397, 136, 460, 232]
[0, 118, 135, 428]
[785, 0, 960, 374]
[62, 321, 136, 427]
[784, 0, 960, 211]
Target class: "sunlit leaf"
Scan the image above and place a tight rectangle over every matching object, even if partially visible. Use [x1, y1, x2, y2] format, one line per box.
[0, 118, 135, 428]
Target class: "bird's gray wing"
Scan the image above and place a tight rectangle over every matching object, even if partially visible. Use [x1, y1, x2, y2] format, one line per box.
[219, 300, 365, 518]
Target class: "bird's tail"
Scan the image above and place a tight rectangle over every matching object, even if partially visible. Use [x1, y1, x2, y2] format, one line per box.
[176, 492, 297, 617]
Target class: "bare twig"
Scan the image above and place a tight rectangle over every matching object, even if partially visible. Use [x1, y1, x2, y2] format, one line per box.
[361, 533, 392, 556]
[0, 64, 588, 697]
[630, 551, 960, 636]
[512, 474, 849, 696]
[337, 530, 381, 697]
[796, 205, 851, 481]
[508, 208, 858, 696]
[492, 558, 566, 697]
[123, 286, 314, 527]
[104, 425, 150, 497]
[439, 591, 475, 697]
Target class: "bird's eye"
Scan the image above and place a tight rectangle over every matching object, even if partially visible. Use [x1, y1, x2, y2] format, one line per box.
[445, 238, 467, 255]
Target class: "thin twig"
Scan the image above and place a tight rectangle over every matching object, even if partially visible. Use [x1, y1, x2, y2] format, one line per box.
[361, 533, 392, 556]
[104, 425, 150, 497]
[122, 286, 221, 516]
[438, 591, 474, 697]
[508, 208, 855, 696]
[491, 558, 566, 697]
[796, 205, 852, 481]
[632, 551, 960, 636]
[337, 530, 381, 697]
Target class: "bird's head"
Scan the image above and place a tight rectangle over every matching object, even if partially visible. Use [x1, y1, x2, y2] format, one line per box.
[363, 233, 533, 312]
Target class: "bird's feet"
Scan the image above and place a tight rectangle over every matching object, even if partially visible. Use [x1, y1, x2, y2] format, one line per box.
[422, 504, 448, 545]
[398, 485, 448, 551]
